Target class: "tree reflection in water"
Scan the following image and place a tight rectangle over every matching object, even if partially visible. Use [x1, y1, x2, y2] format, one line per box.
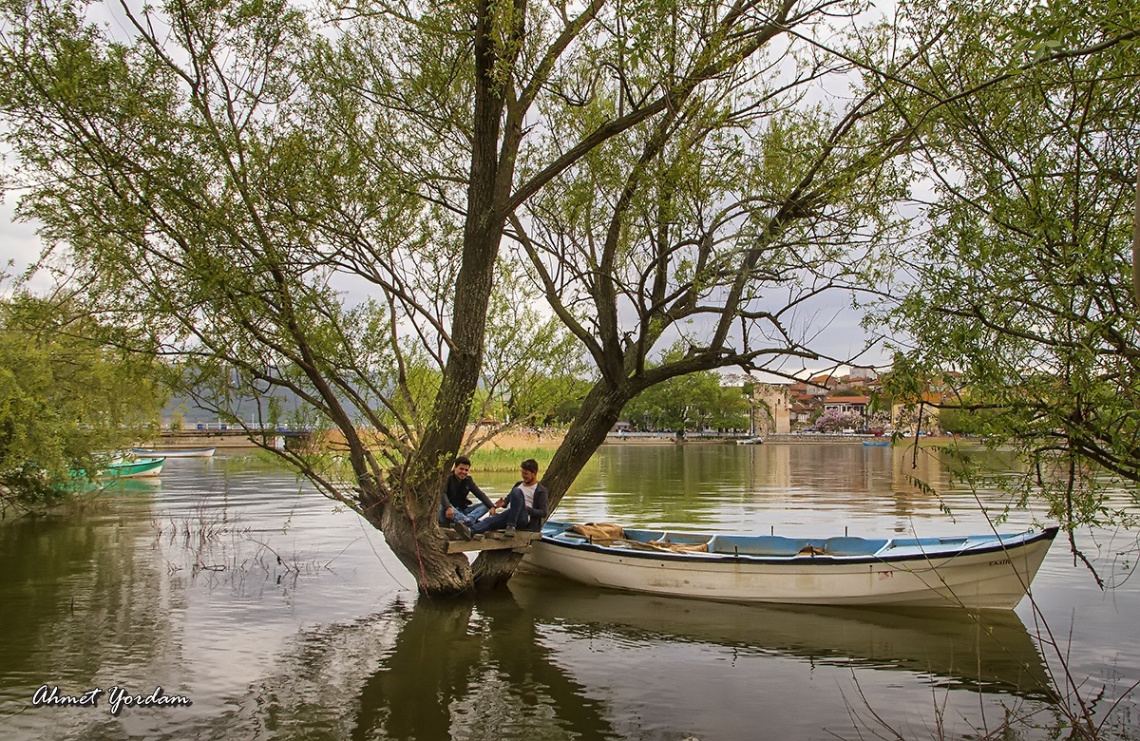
[221, 592, 615, 741]
[349, 594, 615, 740]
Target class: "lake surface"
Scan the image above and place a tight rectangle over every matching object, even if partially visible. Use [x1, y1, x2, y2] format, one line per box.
[1, 443, 1137, 740]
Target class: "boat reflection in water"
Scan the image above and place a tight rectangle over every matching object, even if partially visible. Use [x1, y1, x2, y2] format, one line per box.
[508, 575, 1055, 701]
[99, 477, 164, 495]
[224, 578, 1054, 741]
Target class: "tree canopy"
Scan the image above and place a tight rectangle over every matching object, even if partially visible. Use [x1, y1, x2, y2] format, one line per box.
[624, 364, 749, 432]
[879, 0, 1140, 529]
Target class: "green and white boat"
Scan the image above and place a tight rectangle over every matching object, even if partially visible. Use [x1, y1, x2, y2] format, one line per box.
[104, 458, 166, 478]
[72, 457, 166, 480]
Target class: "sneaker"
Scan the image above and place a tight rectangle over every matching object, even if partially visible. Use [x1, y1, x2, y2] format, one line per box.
[503, 524, 516, 537]
[454, 521, 473, 540]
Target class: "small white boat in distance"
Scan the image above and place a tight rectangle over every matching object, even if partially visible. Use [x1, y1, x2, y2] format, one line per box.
[130, 446, 217, 458]
[522, 521, 1058, 610]
[735, 436, 764, 445]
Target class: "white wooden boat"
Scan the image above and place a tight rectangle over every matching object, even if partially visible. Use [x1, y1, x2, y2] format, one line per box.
[735, 436, 764, 445]
[130, 446, 216, 458]
[521, 521, 1058, 609]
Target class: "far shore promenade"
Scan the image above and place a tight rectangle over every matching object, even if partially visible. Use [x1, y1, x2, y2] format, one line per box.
[145, 426, 948, 451]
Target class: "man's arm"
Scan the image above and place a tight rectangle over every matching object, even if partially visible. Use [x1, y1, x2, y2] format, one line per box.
[440, 483, 454, 520]
[467, 479, 496, 510]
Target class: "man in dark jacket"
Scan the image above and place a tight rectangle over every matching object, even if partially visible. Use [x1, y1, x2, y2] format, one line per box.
[471, 459, 549, 536]
[439, 456, 497, 539]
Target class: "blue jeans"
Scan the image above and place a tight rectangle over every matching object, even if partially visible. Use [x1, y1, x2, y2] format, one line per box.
[438, 502, 488, 527]
[471, 488, 529, 535]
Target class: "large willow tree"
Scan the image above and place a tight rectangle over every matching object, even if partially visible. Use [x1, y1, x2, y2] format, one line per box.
[0, 0, 921, 595]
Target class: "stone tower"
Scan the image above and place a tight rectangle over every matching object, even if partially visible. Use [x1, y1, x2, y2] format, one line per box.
[751, 383, 791, 435]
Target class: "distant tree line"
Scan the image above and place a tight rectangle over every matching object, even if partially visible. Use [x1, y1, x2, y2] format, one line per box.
[622, 365, 750, 432]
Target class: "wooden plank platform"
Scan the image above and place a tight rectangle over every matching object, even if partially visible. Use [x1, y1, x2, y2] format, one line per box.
[446, 530, 541, 554]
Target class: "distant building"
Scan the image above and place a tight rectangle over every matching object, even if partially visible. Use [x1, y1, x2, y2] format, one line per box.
[749, 383, 791, 435]
[823, 395, 870, 418]
[891, 391, 947, 434]
[790, 379, 825, 399]
[803, 372, 844, 395]
[789, 400, 815, 428]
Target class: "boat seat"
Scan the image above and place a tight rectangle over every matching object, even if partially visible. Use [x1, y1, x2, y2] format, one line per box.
[652, 532, 711, 546]
[820, 537, 888, 557]
[649, 540, 710, 553]
[708, 535, 809, 557]
[551, 531, 589, 543]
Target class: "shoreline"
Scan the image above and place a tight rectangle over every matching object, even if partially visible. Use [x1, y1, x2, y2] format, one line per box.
[147, 428, 962, 451]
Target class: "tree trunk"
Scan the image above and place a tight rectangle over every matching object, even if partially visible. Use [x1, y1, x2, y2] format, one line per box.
[359, 483, 477, 598]
[543, 384, 632, 511]
[1133, 157, 1139, 308]
[415, 0, 510, 500]
[348, 0, 534, 599]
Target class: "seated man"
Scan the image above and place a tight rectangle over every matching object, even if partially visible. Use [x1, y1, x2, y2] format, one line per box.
[439, 455, 497, 539]
[471, 458, 549, 536]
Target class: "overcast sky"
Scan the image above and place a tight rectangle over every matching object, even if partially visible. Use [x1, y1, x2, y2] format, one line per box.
[0, 203, 45, 289]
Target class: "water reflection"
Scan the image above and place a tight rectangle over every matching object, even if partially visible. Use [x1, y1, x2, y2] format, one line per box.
[2, 447, 1131, 740]
[508, 575, 1055, 701]
[208, 577, 1056, 741]
[352, 596, 615, 741]
[0, 493, 189, 741]
[208, 594, 617, 741]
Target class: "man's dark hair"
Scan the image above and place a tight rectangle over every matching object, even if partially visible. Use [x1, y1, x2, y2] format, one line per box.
[521, 458, 539, 473]
[454, 455, 472, 467]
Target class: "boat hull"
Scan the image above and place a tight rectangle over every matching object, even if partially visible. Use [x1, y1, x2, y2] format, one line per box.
[130, 446, 216, 458]
[104, 458, 165, 478]
[522, 523, 1058, 609]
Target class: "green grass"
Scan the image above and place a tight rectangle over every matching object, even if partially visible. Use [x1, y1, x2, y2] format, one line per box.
[466, 447, 556, 472]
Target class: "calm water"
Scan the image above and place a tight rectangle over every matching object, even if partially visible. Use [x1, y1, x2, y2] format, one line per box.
[1, 443, 1137, 740]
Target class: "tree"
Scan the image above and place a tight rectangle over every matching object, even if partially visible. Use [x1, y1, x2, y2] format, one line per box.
[0, 0, 925, 595]
[624, 364, 748, 431]
[878, 0, 1140, 530]
[814, 407, 860, 433]
[707, 387, 752, 431]
[0, 291, 165, 511]
[506, 5, 931, 515]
